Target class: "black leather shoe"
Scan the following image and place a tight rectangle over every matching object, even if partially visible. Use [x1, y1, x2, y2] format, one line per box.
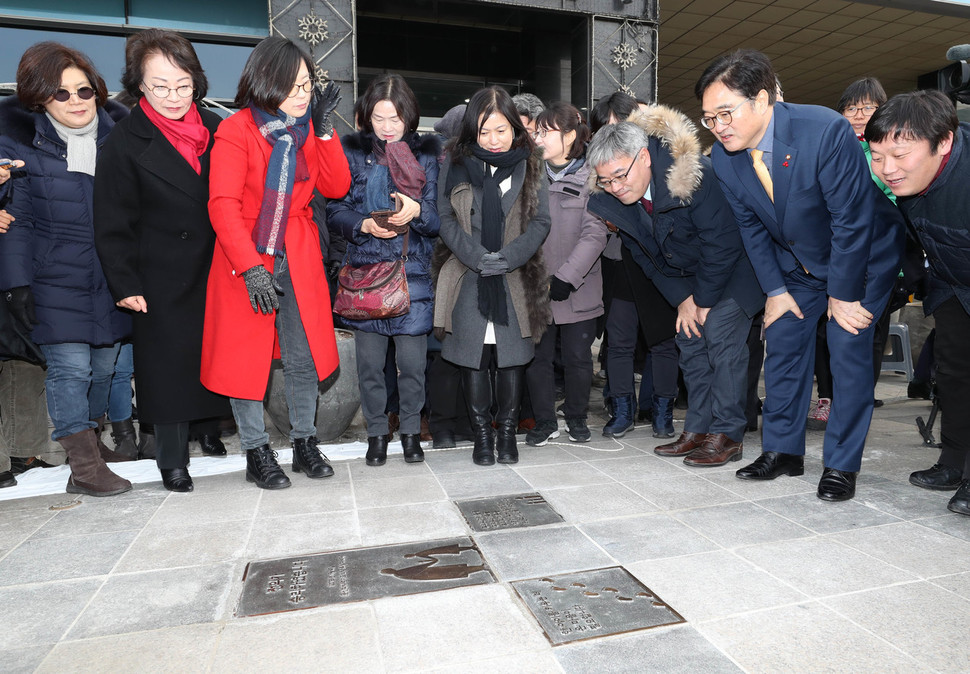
[736, 451, 805, 480]
[817, 467, 857, 501]
[197, 434, 227, 457]
[292, 436, 334, 478]
[0, 470, 17, 488]
[366, 435, 388, 467]
[947, 480, 970, 516]
[245, 445, 291, 489]
[160, 467, 194, 492]
[910, 463, 963, 491]
[401, 433, 424, 463]
[432, 429, 455, 449]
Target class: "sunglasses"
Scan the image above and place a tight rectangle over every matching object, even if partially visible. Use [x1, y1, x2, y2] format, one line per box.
[52, 87, 95, 103]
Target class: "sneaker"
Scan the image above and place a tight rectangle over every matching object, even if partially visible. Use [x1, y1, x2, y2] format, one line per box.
[806, 397, 831, 430]
[526, 420, 561, 447]
[566, 417, 591, 443]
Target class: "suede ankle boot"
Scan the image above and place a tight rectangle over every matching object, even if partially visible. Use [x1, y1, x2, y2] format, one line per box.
[60, 429, 132, 497]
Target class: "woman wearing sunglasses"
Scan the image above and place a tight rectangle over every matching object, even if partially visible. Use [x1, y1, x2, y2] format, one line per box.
[93, 29, 232, 492]
[0, 42, 133, 496]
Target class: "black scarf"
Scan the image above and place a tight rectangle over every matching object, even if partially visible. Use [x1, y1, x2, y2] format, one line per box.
[448, 144, 530, 325]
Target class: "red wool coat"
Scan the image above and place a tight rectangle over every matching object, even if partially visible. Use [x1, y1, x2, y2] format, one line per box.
[201, 109, 351, 399]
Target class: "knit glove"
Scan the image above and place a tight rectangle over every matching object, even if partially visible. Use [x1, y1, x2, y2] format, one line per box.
[311, 81, 341, 138]
[549, 276, 575, 302]
[242, 266, 283, 315]
[478, 252, 508, 277]
[5, 286, 36, 330]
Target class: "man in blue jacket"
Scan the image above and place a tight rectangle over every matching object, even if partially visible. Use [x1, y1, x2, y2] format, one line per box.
[587, 106, 764, 467]
[695, 49, 905, 501]
[868, 90, 970, 516]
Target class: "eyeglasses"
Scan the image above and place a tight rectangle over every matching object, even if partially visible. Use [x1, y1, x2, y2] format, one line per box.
[531, 128, 549, 140]
[700, 99, 751, 130]
[595, 154, 638, 189]
[144, 83, 194, 99]
[844, 105, 878, 116]
[52, 87, 95, 103]
[288, 80, 314, 98]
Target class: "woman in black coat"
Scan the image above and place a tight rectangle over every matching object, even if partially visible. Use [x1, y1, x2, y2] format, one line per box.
[94, 29, 230, 492]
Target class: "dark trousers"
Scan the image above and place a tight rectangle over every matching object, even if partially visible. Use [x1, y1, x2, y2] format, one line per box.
[526, 318, 597, 422]
[427, 353, 471, 437]
[605, 298, 678, 398]
[934, 297, 970, 477]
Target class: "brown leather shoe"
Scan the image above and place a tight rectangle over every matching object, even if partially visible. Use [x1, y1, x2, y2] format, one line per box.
[654, 431, 706, 456]
[683, 433, 743, 466]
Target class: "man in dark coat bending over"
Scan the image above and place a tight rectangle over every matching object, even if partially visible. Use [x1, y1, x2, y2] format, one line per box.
[587, 107, 764, 467]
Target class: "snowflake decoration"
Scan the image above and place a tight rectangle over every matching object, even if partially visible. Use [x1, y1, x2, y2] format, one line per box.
[611, 42, 638, 70]
[298, 11, 329, 46]
[619, 85, 634, 96]
[313, 64, 330, 83]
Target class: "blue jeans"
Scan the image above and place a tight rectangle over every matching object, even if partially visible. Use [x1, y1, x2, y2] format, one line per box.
[40, 342, 121, 441]
[108, 341, 134, 422]
[231, 255, 319, 450]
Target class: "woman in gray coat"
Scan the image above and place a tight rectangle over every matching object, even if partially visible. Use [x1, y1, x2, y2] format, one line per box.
[525, 102, 607, 447]
[433, 86, 551, 466]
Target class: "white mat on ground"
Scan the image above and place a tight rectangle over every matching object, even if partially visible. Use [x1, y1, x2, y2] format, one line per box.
[0, 440, 374, 502]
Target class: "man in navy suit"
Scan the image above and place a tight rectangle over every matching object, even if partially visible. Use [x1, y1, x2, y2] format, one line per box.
[694, 49, 904, 501]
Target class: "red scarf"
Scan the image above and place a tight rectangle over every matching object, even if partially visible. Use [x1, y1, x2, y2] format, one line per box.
[138, 97, 210, 174]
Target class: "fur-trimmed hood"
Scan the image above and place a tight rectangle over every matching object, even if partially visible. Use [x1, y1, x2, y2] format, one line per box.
[590, 104, 703, 205]
[341, 129, 441, 160]
[0, 95, 128, 147]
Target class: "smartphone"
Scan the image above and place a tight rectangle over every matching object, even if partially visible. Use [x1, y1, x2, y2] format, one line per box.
[0, 159, 17, 170]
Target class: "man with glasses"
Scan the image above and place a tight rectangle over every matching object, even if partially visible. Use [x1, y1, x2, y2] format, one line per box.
[586, 107, 763, 466]
[695, 49, 905, 501]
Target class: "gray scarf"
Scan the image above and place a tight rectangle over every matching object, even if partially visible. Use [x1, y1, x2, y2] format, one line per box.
[45, 112, 98, 176]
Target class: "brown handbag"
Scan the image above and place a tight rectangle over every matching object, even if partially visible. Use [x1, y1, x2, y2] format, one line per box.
[332, 230, 411, 320]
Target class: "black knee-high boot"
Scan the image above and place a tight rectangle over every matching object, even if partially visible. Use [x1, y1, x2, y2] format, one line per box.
[495, 366, 523, 464]
[462, 367, 494, 466]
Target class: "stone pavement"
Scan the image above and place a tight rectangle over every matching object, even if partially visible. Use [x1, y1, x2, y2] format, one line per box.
[2, 373, 969, 673]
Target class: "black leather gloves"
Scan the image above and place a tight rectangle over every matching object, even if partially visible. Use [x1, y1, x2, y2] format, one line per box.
[242, 266, 283, 314]
[5, 286, 36, 330]
[478, 252, 509, 277]
[312, 81, 341, 138]
[549, 276, 575, 302]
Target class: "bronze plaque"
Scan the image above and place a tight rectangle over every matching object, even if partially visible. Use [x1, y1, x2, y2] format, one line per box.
[455, 493, 564, 532]
[237, 537, 494, 617]
[512, 567, 685, 645]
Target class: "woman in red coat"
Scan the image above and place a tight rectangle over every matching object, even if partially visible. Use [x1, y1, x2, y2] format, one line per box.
[202, 37, 351, 489]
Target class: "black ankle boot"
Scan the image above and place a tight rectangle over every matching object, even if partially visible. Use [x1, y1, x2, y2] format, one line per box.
[401, 433, 424, 463]
[292, 436, 334, 478]
[463, 366, 495, 466]
[245, 445, 291, 489]
[495, 366, 523, 464]
[197, 434, 227, 457]
[366, 435, 388, 466]
[160, 467, 194, 492]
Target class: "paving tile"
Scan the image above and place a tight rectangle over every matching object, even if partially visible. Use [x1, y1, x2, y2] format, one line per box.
[67, 563, 235, 640]
[702, 469, 818, 500]
[671, 501, 814, 549]
[914, 513, 970, 543]
[213, 604, 382, 673]
[931, 571, 970, 601]
[0, 508, 55, 551]
[0, 579, 103, 649]
[424, 650, 562, 674]
[586, 455, 689, 481]
[149, 489, 259, 527]
[474, 524, 613, 580]
[755, 491, 902, 534]
[824, 582, 970, 672]
[699, 602, 926, 672]
[828, 521, 970, 577]
[541, 483, 657, 522]
[514, 462, 616, 490]
[116, 520, 250, 572]
[347, 457, 433, 481]
[0, 492, 73, 514]
[254, 477, 355, 516]
[579, 513, 719, 564]
[560, 439, 648, 461]
[37, 623, 221, 674]
[626, 550, 807, 622]
[183, 470, 255, 493]
[735, 536, 920, 597]
[0, 645, 53, 674]
[246, 510, 360, 559]
[373, 584, 547, 673]
[0, 530, 137, 583]
[622, 474, 743, 511]
[555, 625, 741, 673]
[435, 468, 534, 500]
[29, 495, 164, 540]
[352, 474, 448, 509]
[854, 479, 952, 520]
[423, 448, 489, 474]
[357, 501, 468, 547]
[514, 445, 587, 466]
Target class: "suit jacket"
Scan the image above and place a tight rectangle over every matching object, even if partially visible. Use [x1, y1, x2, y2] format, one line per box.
[710, 102, 904, 305]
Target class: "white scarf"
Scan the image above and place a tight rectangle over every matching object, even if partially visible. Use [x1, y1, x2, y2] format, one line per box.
[45, 112, 99, 176]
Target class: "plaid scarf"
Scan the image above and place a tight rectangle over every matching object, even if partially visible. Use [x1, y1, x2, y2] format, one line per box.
[250, 105, 311, 257]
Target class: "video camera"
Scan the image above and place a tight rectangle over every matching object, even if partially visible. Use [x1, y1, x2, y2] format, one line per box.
[919, 45, 970, 104]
